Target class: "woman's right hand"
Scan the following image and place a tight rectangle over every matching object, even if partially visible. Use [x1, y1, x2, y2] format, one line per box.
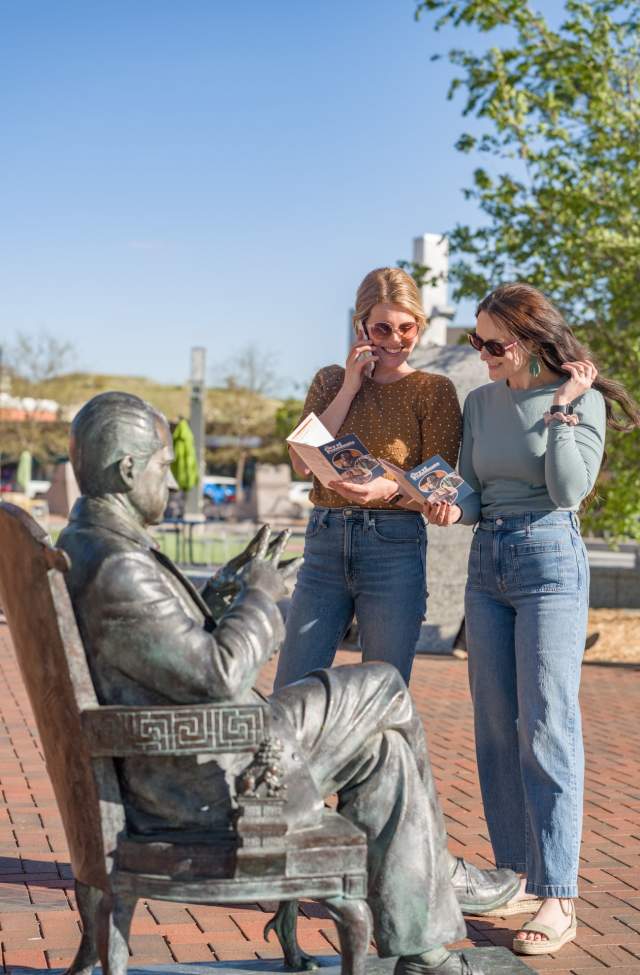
[343, 341, 378, 396]
[423, 501, 462, 526]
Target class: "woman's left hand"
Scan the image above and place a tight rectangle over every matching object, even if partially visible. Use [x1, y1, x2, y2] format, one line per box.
[423, 501, 462, 526]
[555, 360, 598, 405]
[327, 476, 398, 505]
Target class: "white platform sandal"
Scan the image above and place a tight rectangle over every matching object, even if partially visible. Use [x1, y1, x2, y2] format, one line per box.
[512, 899, 577, 955]
[478, 895, 543, 917]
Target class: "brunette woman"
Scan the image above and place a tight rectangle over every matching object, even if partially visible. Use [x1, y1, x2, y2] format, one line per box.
[425, 283, 640, 956]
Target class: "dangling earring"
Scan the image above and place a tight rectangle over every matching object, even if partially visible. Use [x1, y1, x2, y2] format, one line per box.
[529, 354, 541, 377]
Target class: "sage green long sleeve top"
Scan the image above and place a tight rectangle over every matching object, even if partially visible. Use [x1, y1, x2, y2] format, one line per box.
[458, 379, 606, 525]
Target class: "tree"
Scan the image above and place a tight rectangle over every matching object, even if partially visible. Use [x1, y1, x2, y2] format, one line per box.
[0, 332, 75, 470]
[7, 331, 75, 387]
[415, 0, 640, 537]
[274, 398, 304, 441]
[210, 346, 284, 501]
[273, 397, 306, 474]
[171, 418, 199, 492]
[213, 345, 281, 397]
[0, 419, 68, 467]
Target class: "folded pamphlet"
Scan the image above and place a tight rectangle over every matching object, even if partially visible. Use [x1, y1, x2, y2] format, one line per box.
[379, 455, 472, 507]
[319, 435, 385, 483]
[287, 413, 384, 488]
[288, 415, 469, 505]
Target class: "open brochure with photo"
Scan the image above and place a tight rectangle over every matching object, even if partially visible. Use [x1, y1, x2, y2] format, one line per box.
[287, 412, 384, 488]
[380, 455, 472, 507]
[319, 435, 385, 484]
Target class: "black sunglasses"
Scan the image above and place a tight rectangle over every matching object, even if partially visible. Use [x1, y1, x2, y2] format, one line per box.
[468, 331, 519, 357]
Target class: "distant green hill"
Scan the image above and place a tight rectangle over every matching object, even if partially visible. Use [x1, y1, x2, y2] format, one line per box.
[15, 372, 209, 420]
[11, 371, 283, 423]
[2, 372, 295, 466]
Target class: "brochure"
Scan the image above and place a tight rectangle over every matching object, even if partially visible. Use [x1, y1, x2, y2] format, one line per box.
[288, 415, 469, 503]
[287, 413, 384, 488]
[319, 435, 385, 484]
[380, 454, 472, 507]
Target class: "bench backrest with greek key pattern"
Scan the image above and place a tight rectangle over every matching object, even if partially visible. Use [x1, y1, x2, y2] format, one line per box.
[0, 504, 271, 893]
[81, 702, 269, 756]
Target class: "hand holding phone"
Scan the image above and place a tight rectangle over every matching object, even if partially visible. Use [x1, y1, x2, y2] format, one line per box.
[355, 325, 376, 378]
[343, 324, 378, 395]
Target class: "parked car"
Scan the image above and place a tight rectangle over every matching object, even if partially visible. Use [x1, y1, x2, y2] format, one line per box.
[203, 476, 236, 505]
[28, 479, 51, 499]
[0, 478, 51, 498]
[202, 475, 236, 520]
[163, 476, 237, 521]
[288, 480, 313, 515]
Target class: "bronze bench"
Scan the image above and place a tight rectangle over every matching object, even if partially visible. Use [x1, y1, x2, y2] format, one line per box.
[0, 503, 370, 975]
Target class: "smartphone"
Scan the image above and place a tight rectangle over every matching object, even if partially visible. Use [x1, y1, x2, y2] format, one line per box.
[356, 324, 376, 377]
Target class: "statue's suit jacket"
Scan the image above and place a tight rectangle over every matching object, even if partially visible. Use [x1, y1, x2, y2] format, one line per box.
[58, 495, 323, 835]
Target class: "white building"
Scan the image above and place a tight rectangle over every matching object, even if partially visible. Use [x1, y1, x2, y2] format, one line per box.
[410, 232, 486, 404]
[410, 233, 486, 653]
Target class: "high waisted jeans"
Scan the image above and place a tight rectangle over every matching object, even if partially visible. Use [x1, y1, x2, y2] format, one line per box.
[465, 510, 589, 897]
[275, 507, 427, 688]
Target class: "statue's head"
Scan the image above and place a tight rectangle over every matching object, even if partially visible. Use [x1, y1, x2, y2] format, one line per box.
[70, 391, 174, 525]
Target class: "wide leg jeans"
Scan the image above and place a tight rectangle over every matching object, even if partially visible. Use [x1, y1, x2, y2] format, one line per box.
[275, 507, 427, 688]
[465, 510, 589, 898]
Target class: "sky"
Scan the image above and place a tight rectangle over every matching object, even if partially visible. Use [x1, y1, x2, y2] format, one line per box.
[0, 0, 556, 395]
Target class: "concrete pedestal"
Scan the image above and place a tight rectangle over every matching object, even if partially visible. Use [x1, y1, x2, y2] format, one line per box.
[19, 951, 534, 975]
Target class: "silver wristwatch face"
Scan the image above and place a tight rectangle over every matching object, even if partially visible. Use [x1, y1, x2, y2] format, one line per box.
[550, 404, 574, 415]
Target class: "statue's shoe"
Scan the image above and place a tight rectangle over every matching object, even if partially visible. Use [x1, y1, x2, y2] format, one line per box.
[395, 950, 489, 975]
[450, 857, 520, 915]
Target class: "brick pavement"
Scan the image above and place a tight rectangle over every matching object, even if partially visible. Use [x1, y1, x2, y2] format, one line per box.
[0, 622, 639, 973]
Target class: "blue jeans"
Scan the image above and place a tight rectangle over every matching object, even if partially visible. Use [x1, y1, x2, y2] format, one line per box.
[465, 511, 589, 898]
[275, 507, 427, 688]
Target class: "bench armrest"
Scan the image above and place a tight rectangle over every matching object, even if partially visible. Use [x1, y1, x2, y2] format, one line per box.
[80, 702, 269, 757]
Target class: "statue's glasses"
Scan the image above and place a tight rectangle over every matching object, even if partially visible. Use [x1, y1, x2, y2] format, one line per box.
[367, 321, 419, 343]
[468, 331, 519, 357]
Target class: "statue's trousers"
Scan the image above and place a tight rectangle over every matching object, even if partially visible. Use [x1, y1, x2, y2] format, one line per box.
[271, 662, 467, 956]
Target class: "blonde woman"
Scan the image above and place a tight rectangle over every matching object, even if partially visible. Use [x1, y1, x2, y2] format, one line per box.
[275, 267, 462, 688]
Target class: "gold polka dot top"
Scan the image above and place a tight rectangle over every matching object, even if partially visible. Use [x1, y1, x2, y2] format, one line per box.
[298, 365, 463, 509]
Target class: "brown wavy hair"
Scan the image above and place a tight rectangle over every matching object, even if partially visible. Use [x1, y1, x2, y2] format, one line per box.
[477, 283, 640, 432]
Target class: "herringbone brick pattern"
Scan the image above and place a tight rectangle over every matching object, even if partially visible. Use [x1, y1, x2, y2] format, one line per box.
[1, 623, 638, 973]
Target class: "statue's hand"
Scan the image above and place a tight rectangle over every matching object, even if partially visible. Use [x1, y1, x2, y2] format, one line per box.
[203, 525, 301, 620]
[239, 560, 289, 602]
[238, 526, 302, 602]
[210, 525, 272, 594]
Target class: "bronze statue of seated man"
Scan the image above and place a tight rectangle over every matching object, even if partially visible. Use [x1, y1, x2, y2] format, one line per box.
[58, 392, 518, 975]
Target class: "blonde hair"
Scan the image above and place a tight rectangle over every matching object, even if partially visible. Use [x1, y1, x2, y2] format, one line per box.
[352, 267, 427, 336]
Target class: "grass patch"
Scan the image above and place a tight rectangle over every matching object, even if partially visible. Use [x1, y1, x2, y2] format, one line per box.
[50, 521, 305, 568]
[151, 526, 305, 567]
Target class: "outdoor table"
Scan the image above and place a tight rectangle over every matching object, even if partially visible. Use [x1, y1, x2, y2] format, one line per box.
[157, 514, 206, 564]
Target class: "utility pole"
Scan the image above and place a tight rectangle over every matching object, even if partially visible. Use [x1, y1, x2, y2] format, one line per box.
[185, 346, 206, 517]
